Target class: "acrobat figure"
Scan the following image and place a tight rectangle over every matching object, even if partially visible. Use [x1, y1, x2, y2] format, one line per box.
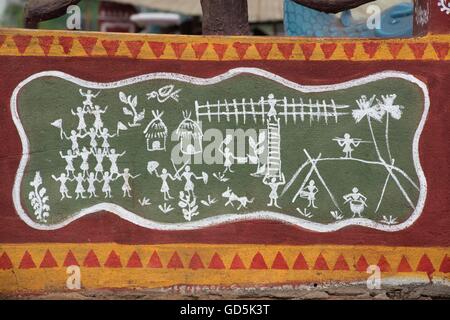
[78, 147, 91, 176]
[155, 168, 176, 200]
[79, 89, 100, 110]
[107, 149, 125, 176]
[333, 133, 368, 159]
[118, 168, 140, 198]
[267, 94, 278, 120]
[86, 172, 99, 198]
[71, 106, 88, 134]
[177, 165, 207, 198]
[99, 128, 116, 151]
[81, 128, 98, 150]
[73, 172, 86, 199]
[98, 171, 116, 198]
[59, 150, 76, 176]
[52, 173, 72, 200]
[92, 148, 106, 175]
[91, 105, 108, 132]
[266, 175, 285, 209]
[343, 187, 368, 218]
[64, 130, 81, 152]
[299, 180, 319, 208]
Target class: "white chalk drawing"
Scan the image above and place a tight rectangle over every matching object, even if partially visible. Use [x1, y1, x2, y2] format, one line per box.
[222, 187, 254, 210]
[438, 0, 450, 15]
[144, 110, 167, 151]
[147, 84, 181, 103]
[176, 111, 203, 155]
[12, 68, 428, 232]
[119, 91, 145, 127]
[219, 134, 248, 173]
[415, 1, 430, 26]
[28, 172, 50, 222]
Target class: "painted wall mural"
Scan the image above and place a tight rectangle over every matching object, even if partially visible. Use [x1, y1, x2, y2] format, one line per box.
[0, 28, 449, 294]
[13, 69, 428, 232]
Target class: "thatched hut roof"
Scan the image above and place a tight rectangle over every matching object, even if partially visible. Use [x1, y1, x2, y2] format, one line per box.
[176, 111, 203, 138]
[144, 110, 168, 139]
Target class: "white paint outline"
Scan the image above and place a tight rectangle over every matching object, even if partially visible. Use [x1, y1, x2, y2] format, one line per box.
[11, 68, 429, 232]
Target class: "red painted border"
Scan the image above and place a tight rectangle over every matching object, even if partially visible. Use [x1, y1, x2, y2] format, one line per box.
[0, 57, 449, 245]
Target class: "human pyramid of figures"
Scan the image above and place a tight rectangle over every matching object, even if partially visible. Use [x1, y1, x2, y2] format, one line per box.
[51, 89, 140, 201]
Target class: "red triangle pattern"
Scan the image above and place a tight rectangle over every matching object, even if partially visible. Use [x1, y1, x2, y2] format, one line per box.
[232, 42, 251, 60]
[101, 39, 120, 57]
[126, 251, 143, 268]
[148, 41, 166, 58]
[276, 43, 294, 60]
[377, 255, 391, 272]
[362, 41, 380, 58]
[320, 43, 337, 59]
[19, 251, 36, 269]
[40, 250, 58, 268]
[416, 254, 435, 274]
[355, 255, 369, 272]
[333, 254, 350, 271]
[408, 43, 427, 59]
[167, 252, 184, 269]
[63, 250, 79, 267]
[230, 254, 246, 269]
[313, 253, 329, 270]
[250, 252, 268, 269]
[83, 249, 101, 268]
[189, 252, 205, 270]
[397, 256, 413, 272]
[191, 42, 208, 59]
[104, 250, 122, 268]
[255, 43, 273, 60]
[125, 40, 144, 59]
[147, 250, 163, 268]
[212, 43, 228, 60]
[37, 36, 53, 56]
[300, 43, 316, 60]
[58, 36, 74, 54]
[170, 42, 187, 59]
[13, 35, 32, 54]
[388, 43, 404, 59]
[271, 251, 289, 270]
[209, 252, 225, 269]
[292, 253, 309, 270]
[78, 37, 98, 56]
[432, 42, 449, 60]
[439, 255, 450, 273]
[0, 252, 13, 269]
[342, 43, 356, 60]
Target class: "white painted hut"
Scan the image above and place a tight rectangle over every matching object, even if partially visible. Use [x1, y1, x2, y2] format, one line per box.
[144, 110, 168, 151]
[175, 111, 203, 155]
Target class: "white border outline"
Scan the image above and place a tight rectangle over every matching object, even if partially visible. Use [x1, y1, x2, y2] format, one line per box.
[11, 68, 429, 232]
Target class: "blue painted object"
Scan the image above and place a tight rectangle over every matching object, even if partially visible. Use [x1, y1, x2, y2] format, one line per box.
[284, 0, 413, 38]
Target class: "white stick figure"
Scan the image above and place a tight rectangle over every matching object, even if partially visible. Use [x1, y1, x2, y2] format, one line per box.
[59, 150, 76, 176]
[155, 168, 177, 200]
[118, 168, 140, 198]
[343, 187, 368, 218]
[91, 105, 108, 132]
[98, 171, 116, 198]
[52, 173, 72, 200]
[71, 106, 88, 134]
[99, 127, 116, 151]
[73, 172, 86, 199]
[107, 148, 125, 176]
[64, 130, 81, 152]
[79, 89, 100, 109]
[80, 128, 98, 150]
[267, 93, 278, 119]
[177, 165, 206, 199]
[78, 147, 91, 176]
[333, 133, 366, 159]
[86, 172, 99, 198]
[267, 175, 285, 209]
[92, 148, 106, 174]
[299, 179, 319, 208]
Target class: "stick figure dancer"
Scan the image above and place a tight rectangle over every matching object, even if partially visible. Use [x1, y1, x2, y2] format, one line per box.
[107, 149, 125, 176]
[52, 173, 72, 200]
[91, 105, 108, 132]
[64, 130, 81, 152]
[59, 150, 76, 176]
[79, 89, 100, 110]
[267, 93, 278, 120]
[71, 106, 88, 134]
[343, 187, 368, 218]
[177, 165, 206, 199]
[299, 180, 319, 208]
[118, 168, 140, 198]
[155, 168, 176, 200]
[98, 171, 116, 198]
[86, 172, 99, 198]
[73, 172, 86, 199]
[78, 147, 91, 176]
[99, 128, 116, 152]
[92, 148, 106, 175]
[266, 175, 285, 209]
[80, 128, 98, 151]
[334, 133, 364, 159]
